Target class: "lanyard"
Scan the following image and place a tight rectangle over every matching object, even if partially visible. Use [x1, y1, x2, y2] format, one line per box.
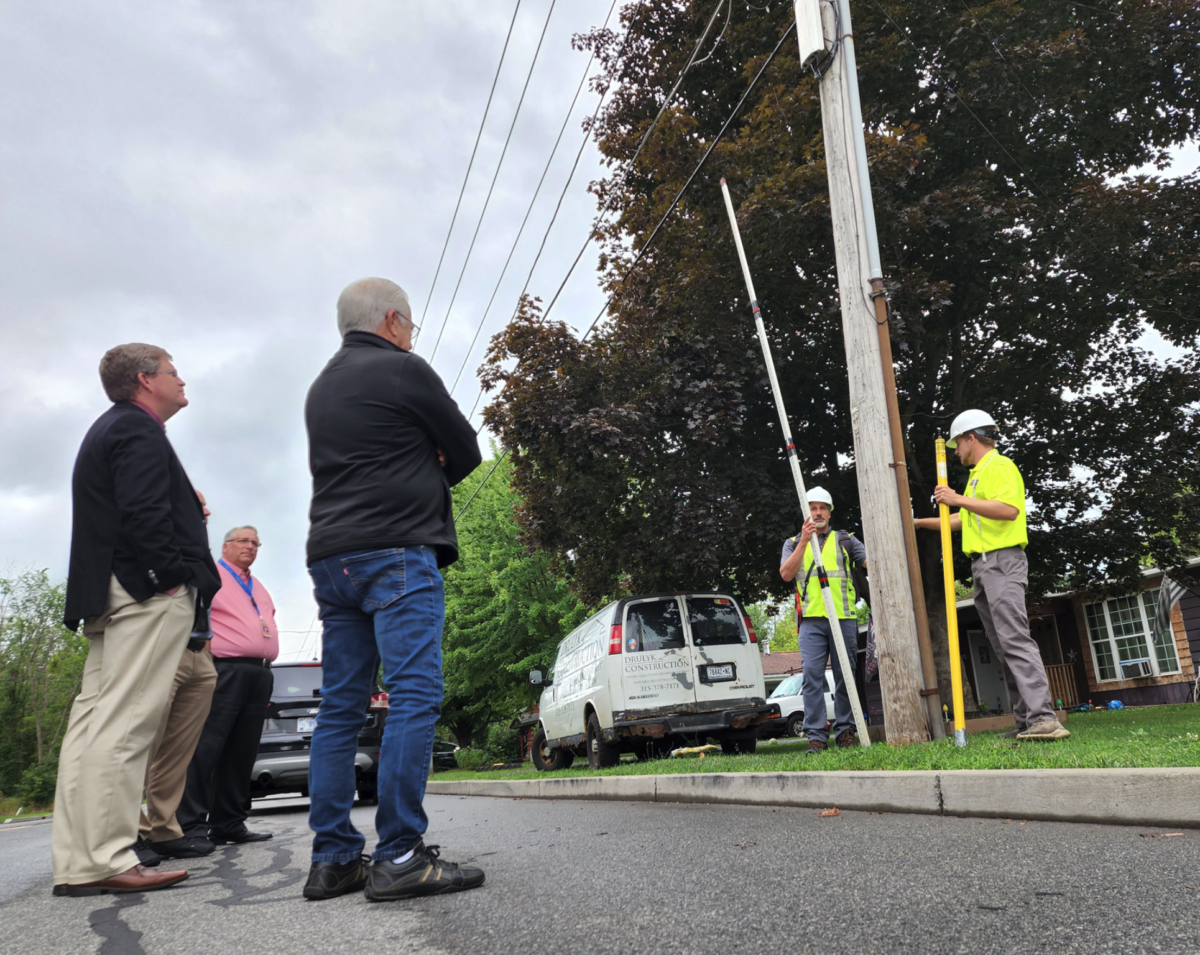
[220, 559, 272, 639]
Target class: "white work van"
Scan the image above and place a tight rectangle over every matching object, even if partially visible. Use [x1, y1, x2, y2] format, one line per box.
[529, 592, 778, 770]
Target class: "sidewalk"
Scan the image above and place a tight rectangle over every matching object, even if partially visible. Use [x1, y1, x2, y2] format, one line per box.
[428, 767, 1200, 828]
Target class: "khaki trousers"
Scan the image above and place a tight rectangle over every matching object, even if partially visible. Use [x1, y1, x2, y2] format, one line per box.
[51, 576, 194, 884]
[139, 644, 217, 843]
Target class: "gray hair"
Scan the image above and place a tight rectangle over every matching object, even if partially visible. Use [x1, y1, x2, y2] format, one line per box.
[337, 277, 412, 336]
[99, 343, 171, 402]
[223, 525, 258, 543]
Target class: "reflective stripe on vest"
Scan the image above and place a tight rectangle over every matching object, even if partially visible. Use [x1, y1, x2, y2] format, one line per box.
[797, 532, 856, 620]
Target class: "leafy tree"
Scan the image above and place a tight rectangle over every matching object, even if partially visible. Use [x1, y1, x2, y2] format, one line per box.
[440, 456, 589, 749]
[482, 0, 1200, 709]
[0, 570, 87, 795]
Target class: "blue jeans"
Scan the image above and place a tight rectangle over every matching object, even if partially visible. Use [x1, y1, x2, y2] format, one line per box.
[799, 617, 859, 743]
[307, 546, 444, 863]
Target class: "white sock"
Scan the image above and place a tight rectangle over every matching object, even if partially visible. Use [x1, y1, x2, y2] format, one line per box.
[391, 848, 414, 865]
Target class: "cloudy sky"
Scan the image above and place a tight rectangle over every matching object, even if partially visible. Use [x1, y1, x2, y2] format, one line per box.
[2, 1, 1195, 660]
[1, 0, 623, 657]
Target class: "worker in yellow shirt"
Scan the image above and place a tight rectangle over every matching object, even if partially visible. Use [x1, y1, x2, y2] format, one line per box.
[915, 410, 1068, 740]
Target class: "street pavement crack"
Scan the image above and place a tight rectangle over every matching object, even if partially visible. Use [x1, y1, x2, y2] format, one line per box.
[88, 894, 147, 955]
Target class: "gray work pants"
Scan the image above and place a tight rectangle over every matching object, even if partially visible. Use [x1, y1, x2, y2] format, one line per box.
[799, 617, 859, 743]
[972, 546, 1055, 728]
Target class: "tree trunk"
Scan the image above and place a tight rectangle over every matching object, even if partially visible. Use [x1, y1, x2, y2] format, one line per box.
[917, 533, 979, 718]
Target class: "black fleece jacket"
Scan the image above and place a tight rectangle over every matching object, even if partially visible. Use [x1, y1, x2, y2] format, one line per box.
[304, 332, 482, 567]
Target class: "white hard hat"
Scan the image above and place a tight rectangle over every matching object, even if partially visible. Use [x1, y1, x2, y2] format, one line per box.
[946, 409, 998, 448]
[808, 486, 833, 508]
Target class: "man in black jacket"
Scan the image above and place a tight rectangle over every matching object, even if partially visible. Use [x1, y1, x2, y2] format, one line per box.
[301, 277, 484, 903]
[52, 343, 221, 897]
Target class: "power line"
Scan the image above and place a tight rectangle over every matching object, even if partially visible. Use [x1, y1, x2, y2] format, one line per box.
[446, 0, 622, 398]
[427, 0, 558, 364]
[457, 18, 799, 519]
[458, 0, 728, 421]
[418, 1, 522, 333]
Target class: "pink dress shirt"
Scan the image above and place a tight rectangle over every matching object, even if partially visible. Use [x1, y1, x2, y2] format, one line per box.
[210, 560, 280, 661]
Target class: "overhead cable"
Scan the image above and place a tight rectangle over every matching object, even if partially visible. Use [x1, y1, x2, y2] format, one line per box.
[427, 0, 559, 363]
[418, 0, 523, 333]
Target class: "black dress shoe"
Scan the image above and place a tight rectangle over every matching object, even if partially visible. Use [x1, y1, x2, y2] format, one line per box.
[303, 856, 369, 900]
[133, 837, 163, 867]
[209, 827, 272, 844]
[151, 835, 215, 858]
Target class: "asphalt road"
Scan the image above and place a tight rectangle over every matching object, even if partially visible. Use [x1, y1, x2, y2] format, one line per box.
[3, 793, 1199, 955]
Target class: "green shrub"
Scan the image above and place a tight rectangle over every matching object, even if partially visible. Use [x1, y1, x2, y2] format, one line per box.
[17, 758, 58, 806]
[453, 747, 488, 771]
[482, 723, 522, 763]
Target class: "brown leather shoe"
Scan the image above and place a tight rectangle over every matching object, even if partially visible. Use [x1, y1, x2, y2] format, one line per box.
[835, 730, 857, 748]
[805, 740, 827, 757]
[65, 864, 188, 896]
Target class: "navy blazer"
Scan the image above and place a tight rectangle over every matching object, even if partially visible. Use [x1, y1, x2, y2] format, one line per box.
[64, 402, 221, 630]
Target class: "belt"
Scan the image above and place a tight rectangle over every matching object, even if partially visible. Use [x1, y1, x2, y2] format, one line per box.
[214, 656, 272, 667]
[186, 637, 209, 653]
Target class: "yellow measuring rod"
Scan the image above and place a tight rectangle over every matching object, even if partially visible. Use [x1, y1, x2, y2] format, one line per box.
[936, 438, 967, 747]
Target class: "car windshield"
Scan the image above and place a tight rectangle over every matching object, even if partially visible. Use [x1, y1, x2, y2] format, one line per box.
[770, 674, 804, 698]
[625, 600, 685, 652]
[687, 597, 746, 646]
[272, 666, 323, 699]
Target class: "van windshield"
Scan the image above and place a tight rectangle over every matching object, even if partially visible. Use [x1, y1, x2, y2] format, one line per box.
[770, 674, 804, 698]
[687, 597, 746, 647]
[625, 600, 685, 652]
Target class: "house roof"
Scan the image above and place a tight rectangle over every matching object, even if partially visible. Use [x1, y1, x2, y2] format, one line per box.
[760, 650, 802, 676]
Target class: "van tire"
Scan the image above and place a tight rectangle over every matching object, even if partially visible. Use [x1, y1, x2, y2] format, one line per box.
[586, 713, 620, 769]
[787, 714, 805, 738]
[720, 736, 757, 755]
[532, 727, 574, 772]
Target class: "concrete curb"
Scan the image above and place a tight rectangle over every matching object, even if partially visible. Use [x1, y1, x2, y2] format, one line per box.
[427, 767, 1200, 829]
[0, 815, 53, 830]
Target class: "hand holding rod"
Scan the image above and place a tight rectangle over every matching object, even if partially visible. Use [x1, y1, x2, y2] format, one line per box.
[720, 177, 870, 747]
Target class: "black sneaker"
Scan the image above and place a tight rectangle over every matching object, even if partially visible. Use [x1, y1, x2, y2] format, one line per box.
[151, 835, 215, 859]
[303, 855, 369, 900]
[133, 837, 163, 867]
[364, 842, 485, 902]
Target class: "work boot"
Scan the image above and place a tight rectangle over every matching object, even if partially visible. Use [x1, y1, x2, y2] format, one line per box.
[835, 730, 856, 749]
[1016, 719, 1070, 741]
[805, 740, 827, 757]
[303, 856, 369, 900]
[364, 842, 485, 902]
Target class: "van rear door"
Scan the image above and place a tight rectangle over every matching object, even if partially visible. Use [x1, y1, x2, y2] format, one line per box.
[620, 597, 695, 714]
[684, 595, 764, 710]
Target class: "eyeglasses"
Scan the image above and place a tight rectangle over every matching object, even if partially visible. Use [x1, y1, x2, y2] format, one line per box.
[227, 538, 262, 548]
[146, 369, 180, 378]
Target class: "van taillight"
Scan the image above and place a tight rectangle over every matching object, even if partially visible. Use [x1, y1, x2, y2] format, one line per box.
[742, 614, 758, 643]
[609, 624, 623, 655]
[369, 692, 390, 710]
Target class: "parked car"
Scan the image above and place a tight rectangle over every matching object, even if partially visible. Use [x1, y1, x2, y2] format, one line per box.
[252, 662, 386, 803]
[529, 592, 778, 770]
[431, 741, 459, 772]
[759, 670, 836, 738]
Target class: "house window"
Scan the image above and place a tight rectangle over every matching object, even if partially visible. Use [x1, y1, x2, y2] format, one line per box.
[1083, 589, 1180, 682]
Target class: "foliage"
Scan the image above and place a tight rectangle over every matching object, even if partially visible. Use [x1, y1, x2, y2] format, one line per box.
[440, 456, 589, 749]
[17, 757, 59, 805]
[769, 608, 799, 653]
[481, 0, 1200, 708]
[453, 747, 488, 771]
[0, 570, 87, 795]
[482, 722, 524, 764]
[432, 704, 1200, 778]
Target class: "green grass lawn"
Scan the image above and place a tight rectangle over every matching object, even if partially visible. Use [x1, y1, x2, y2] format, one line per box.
[432, 704, 1200, 782]
[0, 796, 52, 822]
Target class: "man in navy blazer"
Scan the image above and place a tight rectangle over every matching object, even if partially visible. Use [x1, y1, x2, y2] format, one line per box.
[51, 343, 221, 897]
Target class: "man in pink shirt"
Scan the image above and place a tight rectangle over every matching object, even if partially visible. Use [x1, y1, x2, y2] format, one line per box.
[176, 526, 279, 844]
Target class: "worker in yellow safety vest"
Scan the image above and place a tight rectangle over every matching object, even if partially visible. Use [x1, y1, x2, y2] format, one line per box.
[779, 487, 867, 756]
[914, 409, 1068, 740]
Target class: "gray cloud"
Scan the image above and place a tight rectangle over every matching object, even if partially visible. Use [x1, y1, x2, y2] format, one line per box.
[0, 0, 618, 656]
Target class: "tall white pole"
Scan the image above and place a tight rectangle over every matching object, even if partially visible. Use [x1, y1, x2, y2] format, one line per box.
[720, 178, 871, 747]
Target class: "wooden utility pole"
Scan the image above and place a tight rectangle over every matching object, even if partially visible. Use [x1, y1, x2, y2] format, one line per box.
[801, 0, 930, 743]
